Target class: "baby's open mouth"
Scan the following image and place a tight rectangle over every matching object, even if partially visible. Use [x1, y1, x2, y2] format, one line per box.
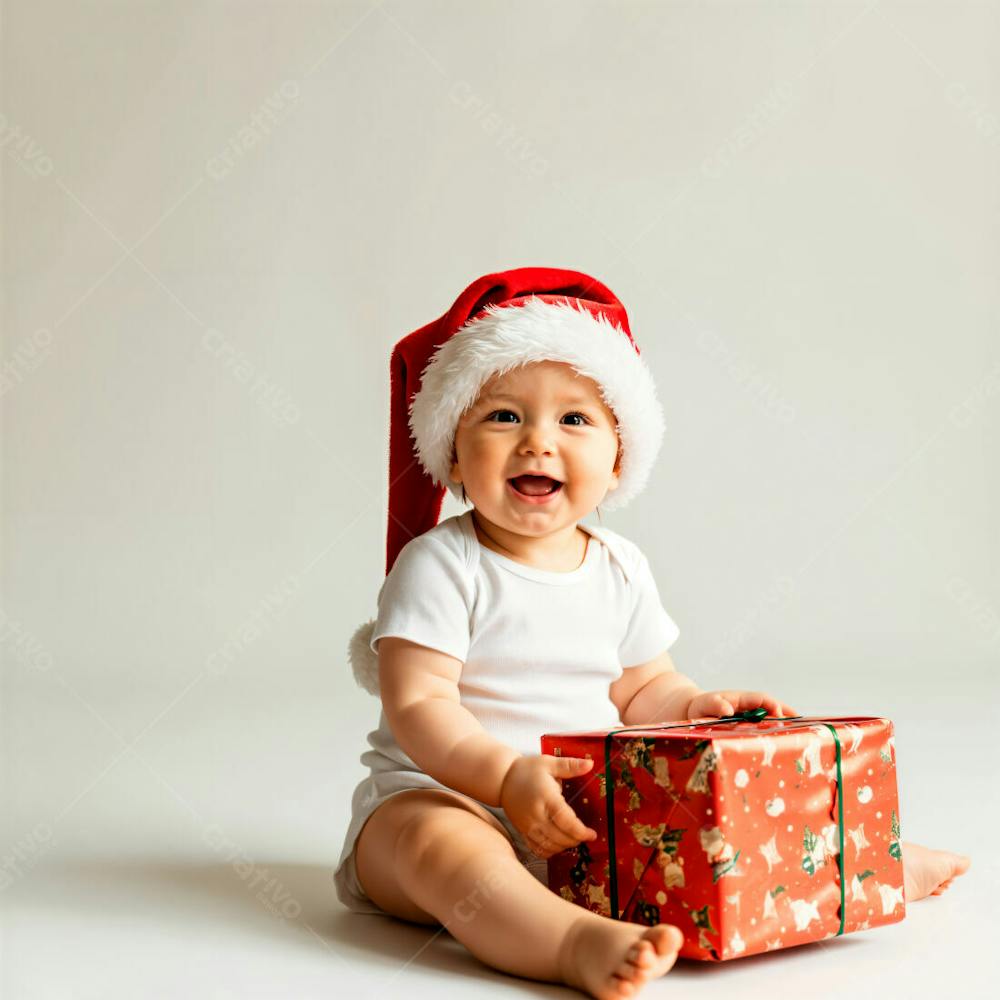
[508, 475, 563, 497]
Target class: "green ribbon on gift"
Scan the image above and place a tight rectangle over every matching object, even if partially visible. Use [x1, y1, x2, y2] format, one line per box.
[601, 708, 846, 937]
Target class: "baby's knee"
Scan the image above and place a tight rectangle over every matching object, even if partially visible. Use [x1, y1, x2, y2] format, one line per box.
[394, 802, 511, 875]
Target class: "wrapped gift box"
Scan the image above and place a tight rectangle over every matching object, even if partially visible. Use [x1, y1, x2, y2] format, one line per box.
[540, 711, 905, 961]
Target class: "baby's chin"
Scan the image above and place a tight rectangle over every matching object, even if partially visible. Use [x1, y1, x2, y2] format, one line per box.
[473, 489, 596, 531]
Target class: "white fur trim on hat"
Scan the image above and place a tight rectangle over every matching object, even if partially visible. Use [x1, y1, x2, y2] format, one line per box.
[408, 296, 664, 510]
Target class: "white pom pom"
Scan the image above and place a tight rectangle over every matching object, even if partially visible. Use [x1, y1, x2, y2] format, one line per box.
[348, 619, 380, 695]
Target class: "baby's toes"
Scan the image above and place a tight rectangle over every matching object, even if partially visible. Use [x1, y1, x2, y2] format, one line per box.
[609, 973, 638, 998]
[938, 853, 971, 887]
[643, 924, 684, 957]
[624, 940, 655, 972]
[634, 925, 684, 979]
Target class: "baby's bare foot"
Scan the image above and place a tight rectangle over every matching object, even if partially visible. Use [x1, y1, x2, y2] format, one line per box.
[901, 841, 971, 902]
[557, 914, 684, 1000]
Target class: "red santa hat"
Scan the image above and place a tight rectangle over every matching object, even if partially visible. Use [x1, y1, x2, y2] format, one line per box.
[349, 266, 665, 694]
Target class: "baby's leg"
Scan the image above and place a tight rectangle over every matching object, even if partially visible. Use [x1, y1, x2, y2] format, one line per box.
[354, 788, 684, 1000]
[901, 841, 971, 902]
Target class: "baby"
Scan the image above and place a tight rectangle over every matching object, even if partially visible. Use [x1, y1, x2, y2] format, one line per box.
[337, 269, 970, 1000]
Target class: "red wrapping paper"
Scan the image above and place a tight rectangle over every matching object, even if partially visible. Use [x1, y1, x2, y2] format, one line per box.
[540, 715, 905, 961]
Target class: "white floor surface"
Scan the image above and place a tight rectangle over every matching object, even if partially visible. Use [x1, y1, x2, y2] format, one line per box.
[2, 674, 994, 999]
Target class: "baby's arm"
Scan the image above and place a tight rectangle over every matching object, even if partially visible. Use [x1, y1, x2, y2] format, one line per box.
[379, 635, 520, 806]
[610, 649, 797, 724]
[610, 649, 703, 725]
[380, 635, 598, 855]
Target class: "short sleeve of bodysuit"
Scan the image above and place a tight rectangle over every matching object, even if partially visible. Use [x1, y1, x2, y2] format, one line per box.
[617, 551, 681, 667]
[369, 535, 473, 664]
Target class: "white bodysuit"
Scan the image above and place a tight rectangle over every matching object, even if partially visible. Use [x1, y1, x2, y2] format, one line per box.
[334, 508, 680, 914]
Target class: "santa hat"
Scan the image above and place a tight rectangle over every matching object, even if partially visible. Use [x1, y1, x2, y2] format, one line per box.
[348, 266, 665, 695]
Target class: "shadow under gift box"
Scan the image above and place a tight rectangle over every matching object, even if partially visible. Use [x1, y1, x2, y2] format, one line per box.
[540, 713, 905, 961]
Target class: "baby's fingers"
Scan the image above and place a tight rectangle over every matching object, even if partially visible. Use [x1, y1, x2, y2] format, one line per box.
[525, 820, 577, 857]
[730, 691, 789, 718]
[758, 694, 799, 718]
[693, 692, 735, 717]
[758, 693, 787, 717]
[548, 799, 598, 844]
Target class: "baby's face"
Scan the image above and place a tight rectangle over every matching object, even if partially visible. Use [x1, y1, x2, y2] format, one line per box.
[448, 361, 621, 537]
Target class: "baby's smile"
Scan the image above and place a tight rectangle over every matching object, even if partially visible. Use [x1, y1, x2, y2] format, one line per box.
[508, 474, 563, 505]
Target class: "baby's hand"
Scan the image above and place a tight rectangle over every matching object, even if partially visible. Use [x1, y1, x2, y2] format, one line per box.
[686, 689, 798, 720]
[499, 755, 598, 859]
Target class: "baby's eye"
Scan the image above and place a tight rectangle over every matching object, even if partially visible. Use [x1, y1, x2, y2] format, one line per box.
[485, 410, 591, 426]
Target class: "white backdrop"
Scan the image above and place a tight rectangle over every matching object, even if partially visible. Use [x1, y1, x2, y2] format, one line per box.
[2, 2, 996, 997]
